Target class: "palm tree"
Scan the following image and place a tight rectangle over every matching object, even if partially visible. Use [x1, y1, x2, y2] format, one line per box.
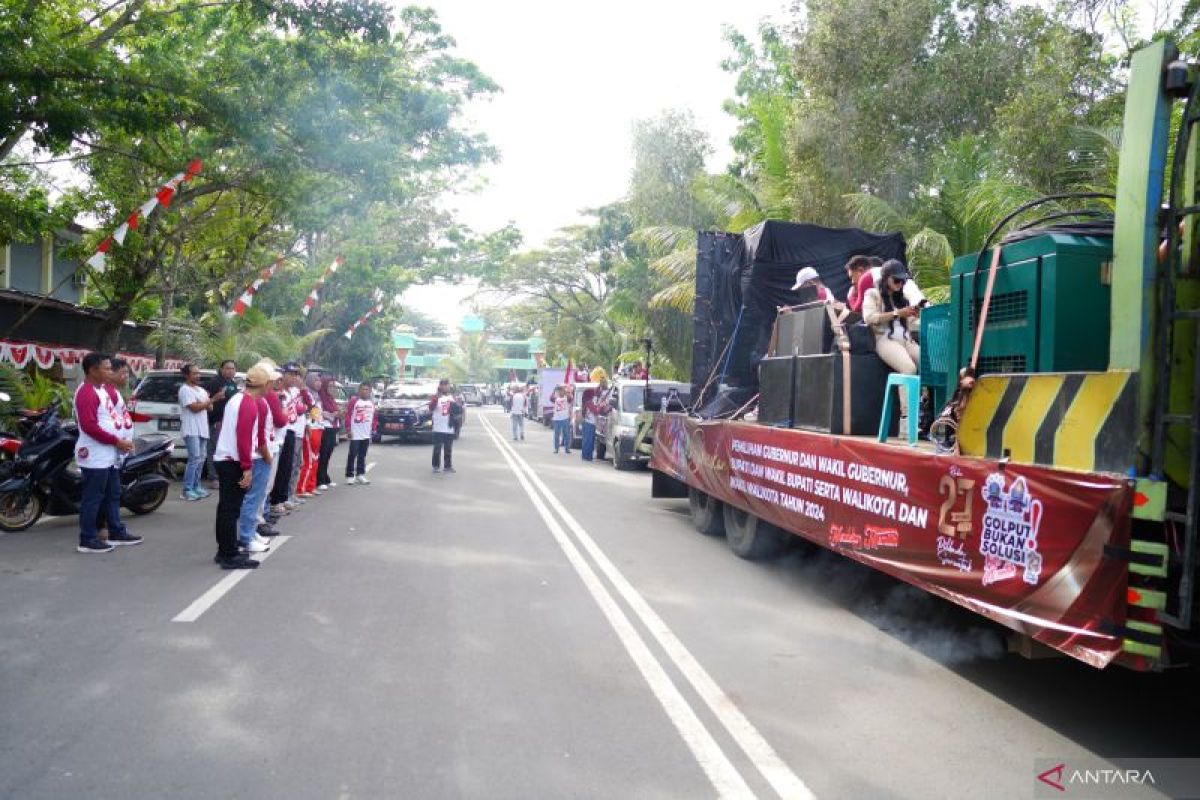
[191, 310, 331, 368]
[440, 332, 496, 383]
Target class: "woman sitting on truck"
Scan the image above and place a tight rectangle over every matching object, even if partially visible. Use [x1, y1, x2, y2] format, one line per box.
[863, 260, 922, 418]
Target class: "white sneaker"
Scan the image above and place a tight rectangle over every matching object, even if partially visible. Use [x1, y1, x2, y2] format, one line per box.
[253, 533, 271, 546]
[357, 476, 370, 485]
[244, 540, 269, 554]
[327, 481, 337, 488]
[317, 483, 330, 490]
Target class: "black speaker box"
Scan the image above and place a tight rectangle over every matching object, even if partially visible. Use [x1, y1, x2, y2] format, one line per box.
[776, 304, 833, 356]
[791, 353, 897, 436]
[758, 356, 795, 426]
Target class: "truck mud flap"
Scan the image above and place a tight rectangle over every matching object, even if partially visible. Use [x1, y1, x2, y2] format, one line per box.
[651, 469, 688, 498]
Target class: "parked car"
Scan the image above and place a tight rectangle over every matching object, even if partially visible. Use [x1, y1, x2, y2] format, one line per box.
[460, 384, 484, 406]
[375, 381, 440, 442]
[129, 369, 218, 462]
[596, 379, 690, 470]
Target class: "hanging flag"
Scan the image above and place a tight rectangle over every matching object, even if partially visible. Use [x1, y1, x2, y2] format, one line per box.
[85, 161, 202, 273]
[342, 289, 387, 339]
[301, 256, 343, 317]
[228, 256, 286, 317]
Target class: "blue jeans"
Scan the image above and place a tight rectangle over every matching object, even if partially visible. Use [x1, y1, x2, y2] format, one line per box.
[238, 459, 272, 546]
[183, 435, 207, 493]
[80, 466, 125, 544]
[511, 414, 524, 440]
[553, 419, 570, 452]
[581, 421, 596, 461]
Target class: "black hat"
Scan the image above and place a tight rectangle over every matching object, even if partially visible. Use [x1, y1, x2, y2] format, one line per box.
[881, 259, 910, 282]
[282, 361, 303, 374]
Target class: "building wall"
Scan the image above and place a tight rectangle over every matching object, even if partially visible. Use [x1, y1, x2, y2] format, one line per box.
[51, 244, 83, 304]
[8, 243, 42, 293]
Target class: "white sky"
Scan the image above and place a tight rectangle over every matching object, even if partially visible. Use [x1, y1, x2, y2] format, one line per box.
[402, 0, 787, 330]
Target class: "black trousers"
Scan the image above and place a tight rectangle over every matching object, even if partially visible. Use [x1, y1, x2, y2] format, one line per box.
[432, 432, 454, 469]
[317, 429, 337, 485]
[345, 439, 370, 477]
[215, 460, 246, 559]
[269, 429, 296, 504]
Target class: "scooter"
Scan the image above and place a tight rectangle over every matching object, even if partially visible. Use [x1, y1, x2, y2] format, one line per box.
[0, 406, 174, 532]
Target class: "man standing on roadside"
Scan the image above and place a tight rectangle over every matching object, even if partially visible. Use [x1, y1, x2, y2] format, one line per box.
[205, 359, 238, 487]
[344, 381, 376, 484]
[239, 361, 284, 554]
[508, 384, 527, 441]
[268, 362, 304, 520]
[429, 378, 458, 474]
[580, 370, 609, 462]
[212, 364, 268, 570]
[96, 357, 134, 542]
[551, 386, 571, 454]
[74, 352, 139, 554]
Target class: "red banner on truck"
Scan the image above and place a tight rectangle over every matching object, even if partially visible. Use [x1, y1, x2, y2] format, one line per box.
[651, 415, 1133, 668]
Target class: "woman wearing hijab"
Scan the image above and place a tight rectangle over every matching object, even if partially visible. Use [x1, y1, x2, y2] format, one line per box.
[863, 259, 922, 417]
[315, 375, 341, 490]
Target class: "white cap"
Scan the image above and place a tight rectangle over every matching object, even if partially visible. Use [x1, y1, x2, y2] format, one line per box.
[790, 266, 821, 291]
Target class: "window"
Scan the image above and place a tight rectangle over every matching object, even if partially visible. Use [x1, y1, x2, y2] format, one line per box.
[133, 375, 186, 403]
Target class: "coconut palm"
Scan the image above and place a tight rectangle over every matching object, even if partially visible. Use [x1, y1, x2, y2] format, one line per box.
[192, 310, 331, 368]
[440, 332, 496, 384]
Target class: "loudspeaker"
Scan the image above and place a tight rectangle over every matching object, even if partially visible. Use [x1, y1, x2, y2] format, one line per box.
[758, 356, 795, 426]
[776, 305, 833, 356]
[791, 353, 897, 436]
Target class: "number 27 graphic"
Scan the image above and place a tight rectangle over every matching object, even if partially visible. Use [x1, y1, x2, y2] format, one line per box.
[938, 476, 975, 540]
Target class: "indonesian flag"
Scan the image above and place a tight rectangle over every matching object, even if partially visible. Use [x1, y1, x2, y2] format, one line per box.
[228, 256, 285, 317]
[86, 160, 202, 273]
[301, 256, 343, 316]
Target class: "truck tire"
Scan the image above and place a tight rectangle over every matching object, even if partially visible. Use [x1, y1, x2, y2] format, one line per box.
[722, 505, 785, 560]
[688, 487, 724, 536]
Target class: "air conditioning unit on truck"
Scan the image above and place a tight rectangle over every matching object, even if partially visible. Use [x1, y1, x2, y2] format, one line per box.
[649, 39, 1200, 671]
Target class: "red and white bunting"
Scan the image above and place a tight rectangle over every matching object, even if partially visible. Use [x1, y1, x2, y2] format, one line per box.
[343, 289, 386, 339]
[86, 159, 202, 273]
[300, 257, 343, 317]
[0, 340, 181, 373]
[228, 256, 285, 317]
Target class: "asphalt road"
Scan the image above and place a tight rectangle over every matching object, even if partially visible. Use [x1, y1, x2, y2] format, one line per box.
[0, 407, 1196, 800]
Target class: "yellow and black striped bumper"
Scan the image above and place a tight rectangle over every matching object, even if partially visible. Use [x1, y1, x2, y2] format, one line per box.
[958, 371, 1137, 474]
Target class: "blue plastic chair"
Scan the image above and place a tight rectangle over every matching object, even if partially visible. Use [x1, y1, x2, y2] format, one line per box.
[877, 374, 920, 445]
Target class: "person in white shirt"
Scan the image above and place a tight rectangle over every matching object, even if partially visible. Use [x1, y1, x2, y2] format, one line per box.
[428, 378, 460, 473]
[344, 382, 377, 484]
[178, 364, 213, 501]
[508, 385, 527, 441]
[74, 352, 138, 553]
[551, 386, 571, 454]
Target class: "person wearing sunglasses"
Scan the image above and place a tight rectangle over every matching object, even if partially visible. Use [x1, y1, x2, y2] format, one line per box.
[863, 259, 923, 421]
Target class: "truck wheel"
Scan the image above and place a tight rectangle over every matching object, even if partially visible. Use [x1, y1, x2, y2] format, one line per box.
[688, 487, 724, 536]
[722, 505, 785, 560]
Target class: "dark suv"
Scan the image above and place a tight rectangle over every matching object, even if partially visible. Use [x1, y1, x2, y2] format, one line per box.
[376, 382, 439, 442]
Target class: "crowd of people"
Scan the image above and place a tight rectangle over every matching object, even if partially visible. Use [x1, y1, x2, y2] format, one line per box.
[508, 367, 612, 462]
[72, 354, 378, 570]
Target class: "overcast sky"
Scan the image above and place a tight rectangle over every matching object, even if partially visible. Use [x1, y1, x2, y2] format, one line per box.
[402, 0, 786, 329]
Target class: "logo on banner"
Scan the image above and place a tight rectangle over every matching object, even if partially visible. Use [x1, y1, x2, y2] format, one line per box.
[978, 473, 1044, 585]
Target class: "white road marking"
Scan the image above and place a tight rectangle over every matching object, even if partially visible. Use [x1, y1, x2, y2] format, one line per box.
[172, 536, 291, 623]
[479, 415, 755, 799]
[480, 413, 815, 800]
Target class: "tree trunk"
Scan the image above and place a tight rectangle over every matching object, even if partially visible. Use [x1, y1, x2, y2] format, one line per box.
[96, 287, 139, 354]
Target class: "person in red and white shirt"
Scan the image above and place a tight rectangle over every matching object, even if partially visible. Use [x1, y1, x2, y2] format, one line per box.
[95, 357, 135, 542]
[212, 364, 269, 569]
[74, 352, 139, 553]
[344, 382, 377, 484]
[428, 378, 460, 473]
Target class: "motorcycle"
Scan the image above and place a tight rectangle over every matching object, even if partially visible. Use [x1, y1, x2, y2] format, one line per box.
[0, 406, 174, 532]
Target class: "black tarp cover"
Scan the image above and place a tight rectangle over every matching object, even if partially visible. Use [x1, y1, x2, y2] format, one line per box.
[691, 220, 906, 403]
